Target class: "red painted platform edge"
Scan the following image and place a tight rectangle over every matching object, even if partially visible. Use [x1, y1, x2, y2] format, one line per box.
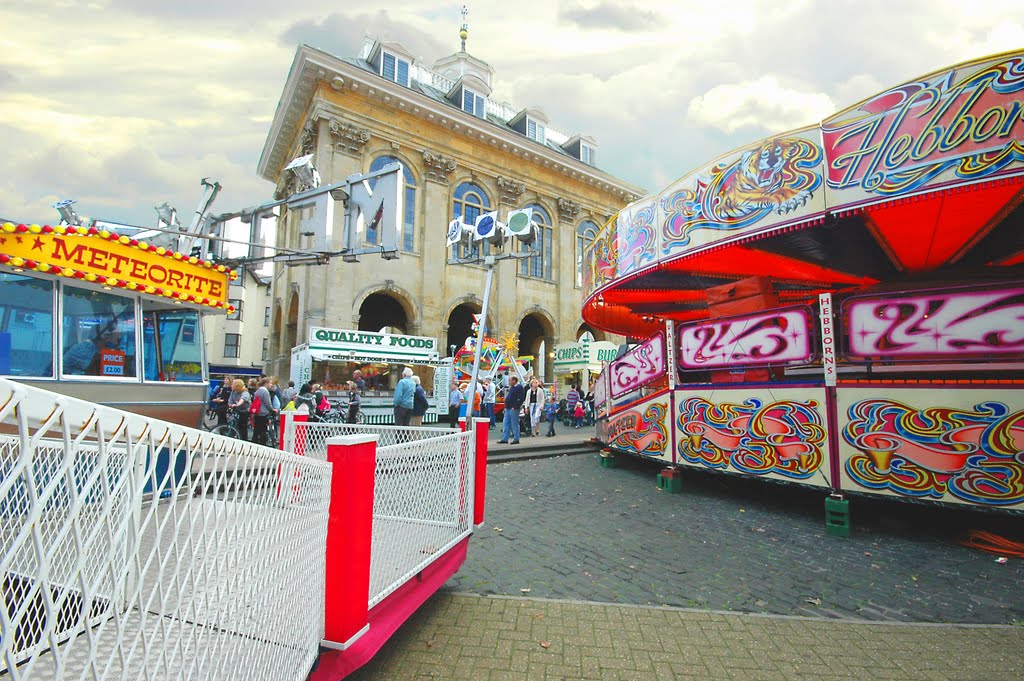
[309, 536, 471, 680]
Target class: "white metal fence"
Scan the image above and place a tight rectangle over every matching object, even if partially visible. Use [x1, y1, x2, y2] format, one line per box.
[288, 420, 477, 607]
[0, 378, 332, 681]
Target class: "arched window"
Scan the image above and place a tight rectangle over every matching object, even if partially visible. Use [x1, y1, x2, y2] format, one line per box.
[576, 220, 600, 288]
[368, 155, 417, 252]
[519, 203, 552, 280]
[451, 182, 491, 260]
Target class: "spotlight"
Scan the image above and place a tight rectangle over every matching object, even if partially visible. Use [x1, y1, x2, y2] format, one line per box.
[53, 199, 82, 226]
[285, 154, 321, 191]
[154, 202, 180, 228]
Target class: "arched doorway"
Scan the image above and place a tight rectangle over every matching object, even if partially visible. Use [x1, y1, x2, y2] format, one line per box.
[358, 292, 409, 335]
[518, 312, 554, 383]
[577, 323, 606, 343]
[446, 302, 479, 357]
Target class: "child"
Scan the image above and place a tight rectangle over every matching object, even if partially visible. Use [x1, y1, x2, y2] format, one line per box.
[544, 395, 558, 437]
[573, 399, 585, 429]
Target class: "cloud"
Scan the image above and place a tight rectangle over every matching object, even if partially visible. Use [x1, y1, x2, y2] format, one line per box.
[558, 2, 665, 32]
[686, 76, 834, 134]
[279, 10, 449, 65]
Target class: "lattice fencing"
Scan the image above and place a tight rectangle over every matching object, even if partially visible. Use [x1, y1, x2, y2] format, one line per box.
[287, 420, 456, 461]
[370, 430, 475, 607]
[0, 378, 331, 681]
[288, 420, 478, 609]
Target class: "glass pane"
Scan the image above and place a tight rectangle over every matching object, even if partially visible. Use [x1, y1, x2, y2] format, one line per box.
[0, 273, 54, 377]
[383, 53, 396, 81]
[61, 285, 137, 377]
[397, 59, 409, 86]
[142, 308, 204, 382]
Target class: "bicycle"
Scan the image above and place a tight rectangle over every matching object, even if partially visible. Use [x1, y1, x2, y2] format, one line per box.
[321, 399, 363, 424]
[211, 410, 248, 440]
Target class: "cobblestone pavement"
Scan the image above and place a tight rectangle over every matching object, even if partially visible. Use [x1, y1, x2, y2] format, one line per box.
[449, 452, 1024, 624]
[348, 592, 1024, 680]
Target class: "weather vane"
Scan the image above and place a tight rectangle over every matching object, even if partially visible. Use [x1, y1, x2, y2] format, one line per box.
[460, 5, 469, 51]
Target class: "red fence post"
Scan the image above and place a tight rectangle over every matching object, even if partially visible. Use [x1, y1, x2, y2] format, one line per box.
[472, 417, 489, 528]
[280, 410, 308, 453]
[322, 434, 378, 650]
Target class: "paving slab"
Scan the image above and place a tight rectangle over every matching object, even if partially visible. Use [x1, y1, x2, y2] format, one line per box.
[347, 448, 1024, 679]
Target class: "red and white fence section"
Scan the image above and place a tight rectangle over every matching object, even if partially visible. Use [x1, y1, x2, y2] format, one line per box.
[0, 378, 488, 680]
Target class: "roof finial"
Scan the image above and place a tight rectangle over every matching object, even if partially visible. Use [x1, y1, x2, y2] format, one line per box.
[459, 5, 469, 52]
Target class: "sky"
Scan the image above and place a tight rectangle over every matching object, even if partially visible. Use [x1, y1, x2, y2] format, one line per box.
[1, 0, 1022, 229]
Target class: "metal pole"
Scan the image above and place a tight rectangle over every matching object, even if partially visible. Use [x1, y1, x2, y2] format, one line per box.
[465, 259, 495, 421]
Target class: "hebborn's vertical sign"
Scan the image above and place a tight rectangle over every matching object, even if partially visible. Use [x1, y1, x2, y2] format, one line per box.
[819, 293, 836, 386]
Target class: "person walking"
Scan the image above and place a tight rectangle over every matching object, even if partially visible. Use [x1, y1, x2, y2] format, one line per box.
[345, 380, 362, 424]
[566, 384, 581, 424]
[448, 381, 463, 428]
[573, 399, 585, 429]
[499, 376, 525, 444]
[393, 367, 415, 426]
[251, 377, 274, 446]
[227, 378, 251, 441]
[281, 380, 298, 407]
[526, 379, 544, 437]
[411, 375, 429, 426]
[544, 394, 558, 437]
[211, 376, 233, 426]
[483, 378, 496, 429]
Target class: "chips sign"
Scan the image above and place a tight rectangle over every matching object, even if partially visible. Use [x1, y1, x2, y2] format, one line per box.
[553, 340, 619, 372]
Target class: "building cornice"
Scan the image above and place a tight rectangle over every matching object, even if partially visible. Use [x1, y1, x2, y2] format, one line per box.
[258, 44, 646, 202]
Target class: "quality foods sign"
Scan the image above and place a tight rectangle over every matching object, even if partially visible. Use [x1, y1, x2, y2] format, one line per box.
[310, 327, 438, 359]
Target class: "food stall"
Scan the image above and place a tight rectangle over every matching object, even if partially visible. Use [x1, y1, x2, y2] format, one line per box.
[290, 326, 452, 424]
[584, 50, 1024, 513]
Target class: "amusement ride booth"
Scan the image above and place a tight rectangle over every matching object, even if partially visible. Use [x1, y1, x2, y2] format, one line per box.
[584, 50, 1024, 520]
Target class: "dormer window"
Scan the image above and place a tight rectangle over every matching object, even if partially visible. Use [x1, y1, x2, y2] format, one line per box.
[462, 88, 485, 118]
[526, 118, 546, 144]
[381, 51, 410, 87]
[580, 142, 595, 166]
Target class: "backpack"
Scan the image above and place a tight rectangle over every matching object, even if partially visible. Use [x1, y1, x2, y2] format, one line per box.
[271, 393, 281, 410]
[249, 396, 261, 415]
[318, 395, 330, 412]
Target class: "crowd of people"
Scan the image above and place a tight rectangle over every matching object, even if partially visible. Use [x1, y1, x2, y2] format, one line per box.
[446, 375, 597, 442]
[211, 368, 598, 442]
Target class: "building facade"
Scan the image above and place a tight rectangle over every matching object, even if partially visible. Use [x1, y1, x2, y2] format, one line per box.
[203, 267, 271, 381]
[258, 34, 644, 385]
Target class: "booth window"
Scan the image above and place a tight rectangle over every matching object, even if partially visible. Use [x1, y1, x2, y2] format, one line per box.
[224, 333, 240, 358]
[0, 273, 55, 378]
[369, 155, 417, 252]
[142, 307, 204, 382]
[576, 220, 599, 288]
[61, 285, 137, 378]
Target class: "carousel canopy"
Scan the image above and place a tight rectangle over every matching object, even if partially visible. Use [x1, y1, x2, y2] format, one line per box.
[583, 50, 1024, 337]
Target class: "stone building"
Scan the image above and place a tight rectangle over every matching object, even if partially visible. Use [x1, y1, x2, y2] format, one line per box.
[257, 31, 644, 384]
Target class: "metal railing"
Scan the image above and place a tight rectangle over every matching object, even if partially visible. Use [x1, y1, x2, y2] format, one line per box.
[287, 419, 476, 607]
[0, 378, 332, 681]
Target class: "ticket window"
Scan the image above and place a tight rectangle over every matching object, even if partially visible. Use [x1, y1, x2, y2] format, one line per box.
[61, 285, 137, 378]
[142, 307, 204, 382]
[0, 273, 55, 378]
